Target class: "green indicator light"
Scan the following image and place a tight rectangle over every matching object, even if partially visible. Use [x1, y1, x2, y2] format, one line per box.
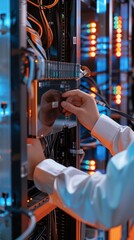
[114, 18, 118, 22]
[83, 160, 90, 164]
[114, 16, 118, 20]
[87, 23, 90, 28]
[114, 24, 118, 29]
[87, 29, 90, 33]
[113, 86, 117, 94]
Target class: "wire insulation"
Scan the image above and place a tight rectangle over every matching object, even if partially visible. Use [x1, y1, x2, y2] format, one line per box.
[80, 84, 134, 122]
[6, 207, 36, 240]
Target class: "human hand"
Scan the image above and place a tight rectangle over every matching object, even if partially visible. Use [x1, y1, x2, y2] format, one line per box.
[38, 89, 63, 127]
[61, 89, 100, 131]
[27, 138, 45, 180]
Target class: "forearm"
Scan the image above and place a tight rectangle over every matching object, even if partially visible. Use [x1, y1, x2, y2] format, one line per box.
[34, 141, 134, 229]
[91, 114, 134, 155]
[34, 159, 107, 228]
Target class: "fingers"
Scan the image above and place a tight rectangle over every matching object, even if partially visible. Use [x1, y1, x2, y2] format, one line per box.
[61, 90, 86, 116]
[61, 101, 80, 116]
[62, 89, 88, 101]
[62, 89, 96, 108]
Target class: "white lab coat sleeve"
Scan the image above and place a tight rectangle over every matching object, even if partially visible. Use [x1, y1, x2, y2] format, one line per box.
[91, 114, 134, 155]
[34, 141, 134, 229]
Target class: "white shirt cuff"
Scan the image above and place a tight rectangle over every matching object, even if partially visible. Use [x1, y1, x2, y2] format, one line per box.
[91, 114, 121, 151]
[34, 159, 66, 194]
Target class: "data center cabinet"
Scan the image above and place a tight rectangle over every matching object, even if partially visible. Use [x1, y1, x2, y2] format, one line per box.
[0, 0, 28, 239]
[80, 1, 134, 240]
[27, 76, 81, 240]
[26, 0, 81, 238]
[0, 0, 82, 239]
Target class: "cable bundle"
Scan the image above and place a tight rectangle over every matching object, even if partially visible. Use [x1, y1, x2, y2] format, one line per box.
[80, 66, 134, 123]
[27, 20, 47, 59]
[27, 0, 59, 50]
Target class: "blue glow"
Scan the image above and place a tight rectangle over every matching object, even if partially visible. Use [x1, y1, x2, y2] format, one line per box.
[86, 29, 90, 34]
[0, 109, 10, 116]
[96, 145, 106, 161]
[97, 43, 108, 50]
[81, 165, 90, 170]
[50, 46, 58, 57]
[123, 21, 128, 30]
[83, 160, 90, 164]
[0, 197, 12, 206]
[99, 50, 108, 54]
[4, 18, 10, 28]
[120, 57, 129, 71]
[97, 74, 107, 83]
[97, 42, 108, 54]
[97, 0, 106, 14]
[81, 24, 90, 29]
[0, 111, 4, 116]
[97, 37, 109, 55]
[97, 36, 109, 43]
[122, 83, 128, 88]
[96, 55, 108, 116]
[122, 40, 129, 47]
[97, 58, 106, 72]
[81, 47, 90, 52]
[81, 53, 90, 59]
[0, 4, 11, 29]
[98, 105, 106, 112]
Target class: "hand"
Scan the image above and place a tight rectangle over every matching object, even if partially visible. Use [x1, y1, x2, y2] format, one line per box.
[61, 89, 100, 131]
[27, 138, 45, 180]
[38, 89, 63, 127]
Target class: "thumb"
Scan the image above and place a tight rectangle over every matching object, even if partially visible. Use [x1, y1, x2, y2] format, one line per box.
[61, 101, 79, 115]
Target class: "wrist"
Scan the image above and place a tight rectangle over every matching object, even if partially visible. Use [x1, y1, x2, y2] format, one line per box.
[89, 114, 100, 132]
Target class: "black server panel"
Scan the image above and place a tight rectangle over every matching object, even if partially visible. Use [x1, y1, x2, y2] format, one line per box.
[27, 78, 80, 240]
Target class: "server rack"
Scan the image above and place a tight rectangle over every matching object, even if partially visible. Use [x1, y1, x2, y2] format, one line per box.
[0, 0, 28, 239]
[80, 1, 134, 240]
[109, 1, 134, 240]
[26, 0, 82, 239]
[0, 0, 84, 239]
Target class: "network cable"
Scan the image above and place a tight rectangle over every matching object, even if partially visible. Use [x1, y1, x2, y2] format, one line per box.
[80, 84, 134, 123]
[5, 207, 36, 240]
[27, 0, 59, 9]
[27, 0, 59, 49]
[80, 66, 134, 123]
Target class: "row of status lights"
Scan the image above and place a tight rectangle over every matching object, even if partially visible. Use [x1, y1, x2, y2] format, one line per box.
[81, 159, 96, 175]
[113, 16, 122, 57]
[86, 22, 97, 57]
[90, 84, 121, 106]
[112, 85, 122, 105]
